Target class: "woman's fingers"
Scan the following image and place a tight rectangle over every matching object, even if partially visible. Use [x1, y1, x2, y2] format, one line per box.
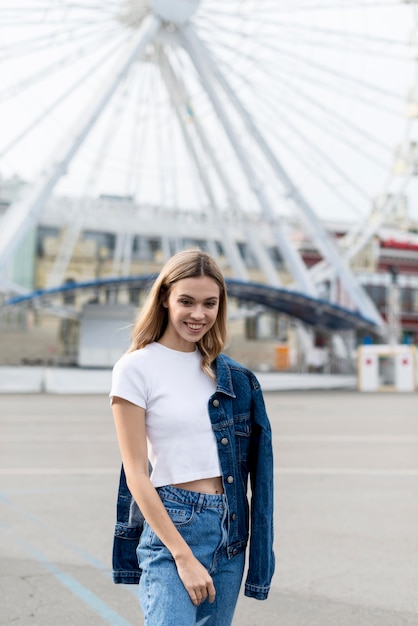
[191, 580, 216, 606]
[207, 581, 216, 604]
[176, 553, 216, 606]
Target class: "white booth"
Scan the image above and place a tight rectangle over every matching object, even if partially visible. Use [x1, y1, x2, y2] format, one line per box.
[357, 344, 416, 392]
[78, 303, 135, 367]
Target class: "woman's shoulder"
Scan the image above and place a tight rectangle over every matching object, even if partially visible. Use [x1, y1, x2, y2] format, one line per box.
[113, 343, 158, 371]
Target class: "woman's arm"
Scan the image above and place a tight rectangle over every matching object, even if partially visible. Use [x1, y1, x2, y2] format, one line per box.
[111, 396, 215, 606]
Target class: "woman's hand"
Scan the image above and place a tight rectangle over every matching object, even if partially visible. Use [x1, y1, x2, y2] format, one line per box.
[175, 552, 216, 606]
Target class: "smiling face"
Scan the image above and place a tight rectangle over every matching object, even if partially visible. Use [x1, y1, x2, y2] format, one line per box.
[159, 276, 220, 352]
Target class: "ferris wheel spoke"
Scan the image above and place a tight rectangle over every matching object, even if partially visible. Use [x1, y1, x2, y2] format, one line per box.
[269, 89, 390, 172]
[0, 50, 125, 158]
[209, 38, 395, 159]
[203, 27, 404, 121]
[0, 30, 109, 65]
[249, 34, 409, 62]
[0, 2, 121, 12]
[246, 19, 408, 48]
[244, 84, 376, 213]
[129, 70, 158, 201]
[0, 28, 127, 102]
[268, 62, 402, 118]
[251, 2, 403, 11]
[249, 40, 403, 104]
[198, 23, 406, 113]
[0, 35, 131, 161]
[251, 81, 386, 193]
[244, 114, 367, 219]
[123, 65, 153, 198]
[210, 41, 392, 169]
[263, 71, 394, 155]
[260, 104, 373, 204]
[0, 15, 113, 28]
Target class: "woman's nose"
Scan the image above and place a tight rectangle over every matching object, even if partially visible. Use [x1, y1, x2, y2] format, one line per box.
[190, 305, 205, 319]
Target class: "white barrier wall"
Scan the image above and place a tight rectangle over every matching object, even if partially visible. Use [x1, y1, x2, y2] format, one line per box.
[357, 345, 416, 392]
[0, 367, 112, 394]
[0, 367, 44, 392]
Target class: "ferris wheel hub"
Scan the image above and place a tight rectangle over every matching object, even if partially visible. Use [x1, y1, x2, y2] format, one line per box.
[148, 0, 200, 25]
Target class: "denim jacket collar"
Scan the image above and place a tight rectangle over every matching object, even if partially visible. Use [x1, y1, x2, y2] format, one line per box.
[213, 354, 236, 398]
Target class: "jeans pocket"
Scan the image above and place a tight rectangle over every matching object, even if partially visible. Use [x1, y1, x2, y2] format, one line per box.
[164, 503, 195, 528]
[144, 503, 195, 550]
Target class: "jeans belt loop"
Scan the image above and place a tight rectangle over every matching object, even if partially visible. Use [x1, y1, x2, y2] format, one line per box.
[195, 492, 205, 514]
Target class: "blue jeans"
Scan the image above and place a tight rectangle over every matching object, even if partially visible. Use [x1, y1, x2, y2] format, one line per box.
[137, 485, 245, 625]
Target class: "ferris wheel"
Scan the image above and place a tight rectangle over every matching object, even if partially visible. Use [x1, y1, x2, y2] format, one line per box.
[0, 0, 416, 329]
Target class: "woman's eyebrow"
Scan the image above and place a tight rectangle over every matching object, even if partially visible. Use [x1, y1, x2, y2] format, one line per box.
[177, 293, 219, 301]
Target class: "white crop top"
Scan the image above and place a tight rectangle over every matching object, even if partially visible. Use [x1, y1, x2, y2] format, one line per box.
[110, 342, 221, 488]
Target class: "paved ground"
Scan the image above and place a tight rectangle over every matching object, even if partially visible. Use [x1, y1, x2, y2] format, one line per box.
[1, 391, 417, 625]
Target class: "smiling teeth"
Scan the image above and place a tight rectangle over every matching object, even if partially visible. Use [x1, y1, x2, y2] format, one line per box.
[188, 324, 203, 330]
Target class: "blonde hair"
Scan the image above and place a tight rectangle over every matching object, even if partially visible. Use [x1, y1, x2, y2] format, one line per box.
[128, 249, 228, 379]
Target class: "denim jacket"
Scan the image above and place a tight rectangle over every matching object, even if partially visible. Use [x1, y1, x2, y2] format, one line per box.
[112, 353, 275, 600]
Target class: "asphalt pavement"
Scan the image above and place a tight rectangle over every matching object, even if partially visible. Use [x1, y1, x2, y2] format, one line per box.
[1, 391, 417, 625]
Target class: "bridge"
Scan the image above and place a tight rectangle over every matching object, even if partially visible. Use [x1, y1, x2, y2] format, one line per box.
[3, 275, 378, 333]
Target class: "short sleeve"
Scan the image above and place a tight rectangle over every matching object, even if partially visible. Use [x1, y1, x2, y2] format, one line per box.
[109, 352, 147, 409]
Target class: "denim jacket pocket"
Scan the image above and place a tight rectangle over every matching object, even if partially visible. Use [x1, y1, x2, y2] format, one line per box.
[112, 521, 142, 584]
[234, 415, 252, 463]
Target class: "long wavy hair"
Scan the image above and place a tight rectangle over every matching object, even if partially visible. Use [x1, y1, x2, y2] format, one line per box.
[128, 249, 228, 379]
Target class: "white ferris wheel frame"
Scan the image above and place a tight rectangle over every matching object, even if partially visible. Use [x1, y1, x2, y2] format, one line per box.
[0, 1, 416, 334]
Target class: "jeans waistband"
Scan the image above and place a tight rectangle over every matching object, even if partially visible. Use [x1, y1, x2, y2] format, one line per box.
[157, 485, 226, 512]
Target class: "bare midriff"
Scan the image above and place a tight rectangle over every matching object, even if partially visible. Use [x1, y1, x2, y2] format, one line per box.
[171, 475, 224, 495]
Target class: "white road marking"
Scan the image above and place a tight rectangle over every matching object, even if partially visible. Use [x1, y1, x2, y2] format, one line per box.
[0, 468, 118, 475]
[1, 467, 418, 476]
[274, 435, 418, 444]
[275, 467, 418, 476]
[0, 435, 115, 442]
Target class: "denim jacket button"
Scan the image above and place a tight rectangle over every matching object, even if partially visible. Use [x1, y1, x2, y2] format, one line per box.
[227, 475, 234, 484]
[231, 513, 237, 521]
[232, 548, 238, 556]
[221, 437, 229, 446]
[212, 399, 220, 407]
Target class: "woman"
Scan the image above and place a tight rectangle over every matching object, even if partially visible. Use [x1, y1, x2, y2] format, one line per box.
[110, 249, 274, 626]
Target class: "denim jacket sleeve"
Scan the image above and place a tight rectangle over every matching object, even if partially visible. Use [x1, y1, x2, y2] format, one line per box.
[244, 373, 275, 599]
[212, 355, 275, 600]
[112, 464, 144, 584]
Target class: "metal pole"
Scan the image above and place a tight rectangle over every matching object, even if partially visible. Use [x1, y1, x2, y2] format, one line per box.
[387, 266, 401, 345]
